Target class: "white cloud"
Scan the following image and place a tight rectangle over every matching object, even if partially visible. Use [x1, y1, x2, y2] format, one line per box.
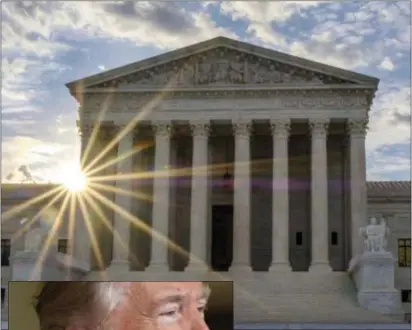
[2, 105, 43, 114]
[366, 85, 410, 152]
[1, 1, 410, 182]
[1, 56, 68, 116]
[367, 153, 410, 181]
[378, 57, 395, 71]
[219, 1, 322, 24]
[2, 1, 239, 54]
[2, 134, 80, 183]
[2, 110, 80, 183]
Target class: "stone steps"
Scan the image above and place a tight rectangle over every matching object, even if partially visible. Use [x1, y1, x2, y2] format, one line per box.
[234, 292, 402, 323]
[230, 272, 403, 323]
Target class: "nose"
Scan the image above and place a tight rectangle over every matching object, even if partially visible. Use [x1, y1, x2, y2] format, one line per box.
[190, 315, 209, 330]
[184, 305, 210, 330]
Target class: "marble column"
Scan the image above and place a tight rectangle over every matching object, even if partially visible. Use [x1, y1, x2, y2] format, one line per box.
[110, 127, 134, 269]
[147, 123, 172, 271]
[186, 122, 210, 271]
[269, 119, 291, 271]
[79, 123, 93, 170]
[74, 124, 92, 266]
[230, 120, 252, 272]
[348, 119, 368, 258]
[309, 119, 332, 271]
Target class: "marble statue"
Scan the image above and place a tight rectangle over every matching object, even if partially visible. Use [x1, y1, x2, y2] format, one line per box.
[359, 217, 390, 253]
[24, 219, 50, 252]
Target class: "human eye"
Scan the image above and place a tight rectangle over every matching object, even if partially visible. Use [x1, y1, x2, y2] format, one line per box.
[197, 302, 207, 318]
[157, 303, 181, 325]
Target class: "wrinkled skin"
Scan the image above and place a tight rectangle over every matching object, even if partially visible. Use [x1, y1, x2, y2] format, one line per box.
[108, 282, 210, 330]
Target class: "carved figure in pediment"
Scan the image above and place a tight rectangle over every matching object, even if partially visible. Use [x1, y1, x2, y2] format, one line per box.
[248, 65, 260, 83]
[282, 71, 293, 83]
[177, 64, 195, 85]
[268, 65, 282, 83]
[250, 64, 271, 84]
[139, 71, 155, 84]
[150, 71, 172, 85]
[228, 61, 244, 83]
[310, 75, 323, 84]
[198, 62, 212, 84]
[213, 61, 230, 83]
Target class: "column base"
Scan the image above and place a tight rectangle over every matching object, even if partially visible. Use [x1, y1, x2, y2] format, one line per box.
[108, 260, 130, 274]
[146, 263, 169, 273]
[229, 264, 253, 273]
[268, 262, 292, 272]
[309, 261, 332, 272]
[185, 262, 209, 273]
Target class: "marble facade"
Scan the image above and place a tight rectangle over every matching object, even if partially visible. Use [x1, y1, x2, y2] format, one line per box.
[2, 37, 411, 326]
[68, 36, 378, 274]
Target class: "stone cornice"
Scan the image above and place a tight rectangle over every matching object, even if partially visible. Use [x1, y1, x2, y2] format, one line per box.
[82, 84, 376, 94]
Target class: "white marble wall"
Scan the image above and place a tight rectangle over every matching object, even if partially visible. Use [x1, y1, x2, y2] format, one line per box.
[368, 201, 411, 312]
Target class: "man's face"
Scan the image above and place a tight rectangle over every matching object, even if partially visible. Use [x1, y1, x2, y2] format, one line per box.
[111, 282, 210, 330]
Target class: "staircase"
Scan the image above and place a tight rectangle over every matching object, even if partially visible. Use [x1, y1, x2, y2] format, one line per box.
[230, 271, 404, 324]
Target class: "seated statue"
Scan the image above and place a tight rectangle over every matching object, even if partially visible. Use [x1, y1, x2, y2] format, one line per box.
[25, 220, 49, 252]
[359, 217, 390, 253]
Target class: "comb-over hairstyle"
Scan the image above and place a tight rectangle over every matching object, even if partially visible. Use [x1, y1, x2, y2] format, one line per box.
[35, 282, 128, 330]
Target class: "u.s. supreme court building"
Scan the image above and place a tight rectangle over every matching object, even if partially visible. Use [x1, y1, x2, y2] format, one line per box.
[1, 37, 411, 327]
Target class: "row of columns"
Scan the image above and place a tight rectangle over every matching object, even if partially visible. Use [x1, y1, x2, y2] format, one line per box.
[80, 118, 367, 272]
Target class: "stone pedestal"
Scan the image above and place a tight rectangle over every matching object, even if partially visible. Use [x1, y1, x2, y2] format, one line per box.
[10, 251, 90, 281]
[349, 252, 402, 315]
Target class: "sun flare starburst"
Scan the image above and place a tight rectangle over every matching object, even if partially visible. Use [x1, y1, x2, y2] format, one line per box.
[60, 164, 88, 192]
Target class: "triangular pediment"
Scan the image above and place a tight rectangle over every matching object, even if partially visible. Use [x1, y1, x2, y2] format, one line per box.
[66, 37, 379, 92]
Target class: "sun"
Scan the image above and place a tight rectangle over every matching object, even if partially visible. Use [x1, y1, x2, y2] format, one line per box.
[60, 164, 88, 192]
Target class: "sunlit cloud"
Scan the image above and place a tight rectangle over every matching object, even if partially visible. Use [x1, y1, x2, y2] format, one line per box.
[1, 1, 409, 182]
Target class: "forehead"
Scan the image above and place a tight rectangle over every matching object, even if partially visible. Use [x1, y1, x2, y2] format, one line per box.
[136, 282, 205, 297]
[144, 282, 203, 295]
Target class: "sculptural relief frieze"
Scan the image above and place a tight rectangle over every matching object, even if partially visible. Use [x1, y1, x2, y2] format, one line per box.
[90, 47, 355, 89]
[81, 89, 371, 116]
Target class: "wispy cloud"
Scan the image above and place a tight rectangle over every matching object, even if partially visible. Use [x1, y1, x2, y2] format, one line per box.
[1, 1, 410, 182]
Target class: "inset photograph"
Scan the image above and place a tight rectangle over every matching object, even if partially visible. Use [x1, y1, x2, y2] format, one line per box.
[8, 281, 233, 330]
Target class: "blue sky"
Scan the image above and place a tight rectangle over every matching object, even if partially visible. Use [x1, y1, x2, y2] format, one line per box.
[1, 1, 411, 183]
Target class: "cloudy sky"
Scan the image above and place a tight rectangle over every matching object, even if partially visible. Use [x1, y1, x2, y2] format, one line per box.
[2, 1, 410, 183]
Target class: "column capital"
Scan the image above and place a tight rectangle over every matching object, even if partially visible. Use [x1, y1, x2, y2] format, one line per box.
[270, 119, 291, 139]
[78, 123, 93, 138]
[232, 120, 252, 138]
[309, 119, 329, 138]
[152, 122, 172, 137]
[100, 125, 120, 141]
[112, 124, 138, 142]
[190, 122, 210, 137]
[347, 119, 368, 138]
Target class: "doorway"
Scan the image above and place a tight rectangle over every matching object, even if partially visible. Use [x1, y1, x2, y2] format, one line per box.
[211, 205, 233, 271]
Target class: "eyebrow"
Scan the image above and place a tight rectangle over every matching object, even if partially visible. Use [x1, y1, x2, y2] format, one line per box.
[153, 285, 211, 308]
